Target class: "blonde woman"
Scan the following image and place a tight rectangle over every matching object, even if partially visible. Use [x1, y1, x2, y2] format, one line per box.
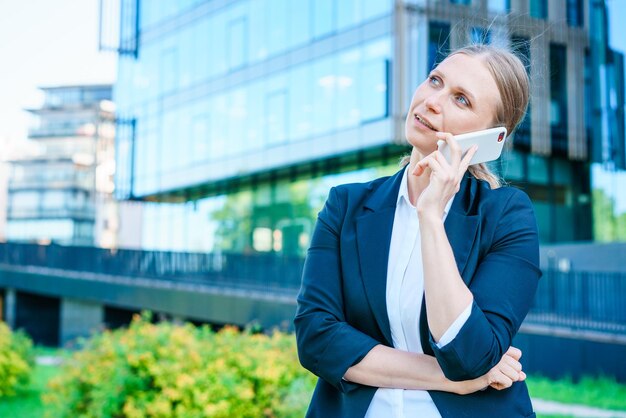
[295, 44, 540, 418]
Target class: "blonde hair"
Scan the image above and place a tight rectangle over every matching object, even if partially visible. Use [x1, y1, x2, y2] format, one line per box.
[402, 44, 530, 189]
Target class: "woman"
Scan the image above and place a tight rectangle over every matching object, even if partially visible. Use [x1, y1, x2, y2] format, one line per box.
[294, 44, 541, 418]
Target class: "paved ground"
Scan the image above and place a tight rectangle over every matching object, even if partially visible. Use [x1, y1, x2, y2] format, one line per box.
[533, 399, 626, 418]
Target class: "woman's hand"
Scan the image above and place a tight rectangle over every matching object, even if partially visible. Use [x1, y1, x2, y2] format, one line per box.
[486, 346, 526, 390]
[450, 346, 526, 395]
[413, 132, 477, 220]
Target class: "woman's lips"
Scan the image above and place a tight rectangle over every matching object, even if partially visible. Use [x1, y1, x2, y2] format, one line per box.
[413, 114, 437, 131]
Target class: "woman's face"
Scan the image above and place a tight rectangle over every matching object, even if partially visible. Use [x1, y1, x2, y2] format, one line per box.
[405, 53, 502, 155]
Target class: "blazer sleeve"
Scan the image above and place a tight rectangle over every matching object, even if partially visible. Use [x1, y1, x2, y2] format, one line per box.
[429, 188, 542, 381]
[294, 186, 380, 393]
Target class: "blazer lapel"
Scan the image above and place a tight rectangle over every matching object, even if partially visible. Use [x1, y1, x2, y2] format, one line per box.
[355, 168, 405, 346]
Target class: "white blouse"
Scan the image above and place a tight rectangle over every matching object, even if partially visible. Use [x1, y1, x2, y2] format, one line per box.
[364, 168, 472, 418]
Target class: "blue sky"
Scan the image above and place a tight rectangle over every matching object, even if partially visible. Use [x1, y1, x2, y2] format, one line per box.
[0, 0, 115, 144]
[0, 0, 624, 211]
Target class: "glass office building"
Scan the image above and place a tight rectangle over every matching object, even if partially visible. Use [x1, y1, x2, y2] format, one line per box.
[104, 0, 610, 254]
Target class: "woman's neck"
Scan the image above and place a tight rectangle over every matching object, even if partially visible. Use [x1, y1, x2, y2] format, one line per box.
[406, 147, 431, 207]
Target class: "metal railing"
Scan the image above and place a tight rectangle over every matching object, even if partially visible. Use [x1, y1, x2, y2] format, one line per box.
[525, 269, 626, 335]
[1, 242, 625, 334]
[0, 242, 304, 295]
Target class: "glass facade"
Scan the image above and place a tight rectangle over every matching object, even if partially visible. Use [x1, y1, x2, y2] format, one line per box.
[550, 43, 568, 155]
[566, 0, 584, 27]
[115, 0, 393, 198]
[530, 0, 548, 19]
[110, 0, 597, 252]
[139, 160, 400, 255]
[427, 21, 451, 72]
[511, 35, 531, 149]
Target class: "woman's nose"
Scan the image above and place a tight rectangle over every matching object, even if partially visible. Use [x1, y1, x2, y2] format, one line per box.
[424, 93, 443, 113]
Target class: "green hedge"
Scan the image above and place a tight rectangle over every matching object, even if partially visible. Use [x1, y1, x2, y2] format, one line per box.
[0, 321, 34, 397]
[44, 314, 316, 417]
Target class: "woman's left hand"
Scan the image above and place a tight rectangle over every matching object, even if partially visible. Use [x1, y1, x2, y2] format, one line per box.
[413, 132, 477, 220]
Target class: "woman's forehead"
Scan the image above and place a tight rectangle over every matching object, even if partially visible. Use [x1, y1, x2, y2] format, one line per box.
[435, 53, 500, 105]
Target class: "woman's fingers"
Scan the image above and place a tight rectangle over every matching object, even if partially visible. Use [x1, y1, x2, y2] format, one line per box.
[413, 152, 445, 177]
[488, 370, 513, 390]
[459, 145, 479, 174]
[437, 132, 462, 167]
[498, 362, 521, 382]
[507, 346, 523, 361]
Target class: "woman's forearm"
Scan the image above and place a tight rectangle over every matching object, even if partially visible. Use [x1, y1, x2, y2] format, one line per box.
[343, 344, 486, 394]
[418, 214, 473, 342]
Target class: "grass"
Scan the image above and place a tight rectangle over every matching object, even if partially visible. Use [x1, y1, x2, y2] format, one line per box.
[0, 363, 61, 418]
[527, 375, 626, 412]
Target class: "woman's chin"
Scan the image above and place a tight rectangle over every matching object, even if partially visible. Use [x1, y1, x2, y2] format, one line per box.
[405, 134, 436, 153]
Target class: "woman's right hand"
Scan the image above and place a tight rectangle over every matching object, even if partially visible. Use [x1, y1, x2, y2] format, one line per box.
[453, 346, 525, 394]
[486, 346, 526, 390]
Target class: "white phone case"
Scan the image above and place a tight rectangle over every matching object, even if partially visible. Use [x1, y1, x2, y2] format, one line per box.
[437, 126, 508, 165]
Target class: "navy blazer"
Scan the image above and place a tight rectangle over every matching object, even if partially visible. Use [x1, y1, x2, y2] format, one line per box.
[294, 166, 542, 418]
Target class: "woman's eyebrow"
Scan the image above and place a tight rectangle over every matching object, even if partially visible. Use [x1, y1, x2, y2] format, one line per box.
[434, 69, 476, 103]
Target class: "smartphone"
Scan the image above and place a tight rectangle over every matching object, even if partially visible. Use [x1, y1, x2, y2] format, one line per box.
[437, 126, 508, 165]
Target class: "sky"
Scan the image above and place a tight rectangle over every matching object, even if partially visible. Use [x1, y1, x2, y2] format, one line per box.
[0, 0, 116, 152]
[0, 0, 624, 211]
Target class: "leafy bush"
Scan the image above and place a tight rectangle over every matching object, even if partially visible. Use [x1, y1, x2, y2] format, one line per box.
[44, 314, 316, 417]
[0, 321, 34, 397]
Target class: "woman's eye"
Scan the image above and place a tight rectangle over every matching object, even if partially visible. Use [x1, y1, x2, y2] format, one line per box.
[456, 95, 469, 106]
[429, 76, 440, 86]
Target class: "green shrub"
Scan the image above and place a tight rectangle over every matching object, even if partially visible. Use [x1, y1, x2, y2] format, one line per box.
[0, 321, 34, 397]
[44, 314, 316, 417]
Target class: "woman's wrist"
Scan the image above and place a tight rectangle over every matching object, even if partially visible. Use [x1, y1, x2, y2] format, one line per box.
[417, 210, 445, 226]
[447, 375, 489, 395]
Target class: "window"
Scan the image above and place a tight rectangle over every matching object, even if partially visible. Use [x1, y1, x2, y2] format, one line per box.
[550, 44, 568, 154]
[428, 21, 451, 72]
[530, 0, 547, 19]
[361, 59, 389, 122]
[266, 90, 288, 146]
[471, 27, 490, 44]
[160, 47, 179, 94]
[227, 17, 247, 69]
[512, 35, 531, 148]
[488, 0, 510, 12]
[566, 0, 583, 27]
[267, 0, 288, 56]
[313, 0, 334, 38]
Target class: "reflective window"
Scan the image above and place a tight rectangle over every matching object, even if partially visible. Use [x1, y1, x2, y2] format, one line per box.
[528, 154, 549, 184]
[289, 65, 314, 141]
[363, 0, 392, 20]
[566, 0, 583, 27]
[133, 157, 402, 254]
[267, 0, 288, 56]
[550, 43, 568, 154]
[428, 21, 451, 72]
[337, 0, 360, 31]
[511, 35, 531, 147]
[530, 0, 547, 19]
[471, 27, 490, 45]
[488, 0, 510, 12]
[266, 90, 288, 146]
[227, 17, 247, 70]
[336, 49, 360, 128]
[313, 0, 334, 38]
[313, 55, 337, 136]
[288, 0, 312, 48]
